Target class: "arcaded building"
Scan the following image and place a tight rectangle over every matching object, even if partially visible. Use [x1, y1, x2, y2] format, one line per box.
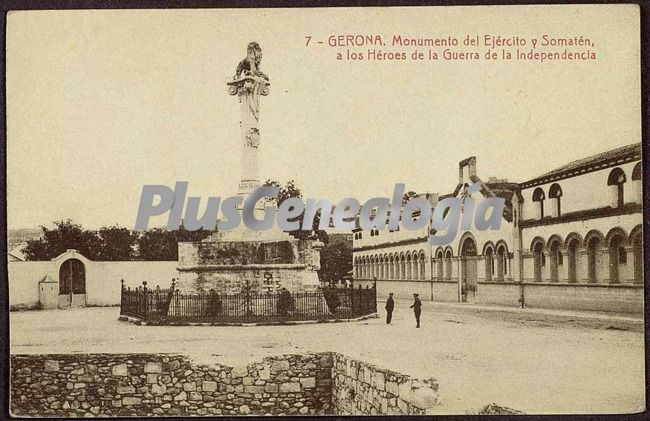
[353, 143, 643, 314]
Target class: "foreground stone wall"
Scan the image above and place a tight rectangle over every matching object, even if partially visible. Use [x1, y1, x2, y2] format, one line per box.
[331, 353, 439, 415]
[11, 352, 440, 417]
[10, 353, 334, 417]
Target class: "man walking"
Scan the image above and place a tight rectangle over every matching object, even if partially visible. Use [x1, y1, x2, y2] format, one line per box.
[385, 292, 395, 324]
[410, 293, 422, 328]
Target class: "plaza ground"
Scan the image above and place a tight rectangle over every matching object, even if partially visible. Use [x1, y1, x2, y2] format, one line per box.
[10, 300, 645, 415]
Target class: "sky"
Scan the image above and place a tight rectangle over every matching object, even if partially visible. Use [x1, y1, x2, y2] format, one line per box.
[6, 5, 641, 230]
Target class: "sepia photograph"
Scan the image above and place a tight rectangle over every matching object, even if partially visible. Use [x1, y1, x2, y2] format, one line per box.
[5, 4, 646, 417]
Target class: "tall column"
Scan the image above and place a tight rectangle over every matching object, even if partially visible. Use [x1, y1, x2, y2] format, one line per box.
[227, 75, 270, 198]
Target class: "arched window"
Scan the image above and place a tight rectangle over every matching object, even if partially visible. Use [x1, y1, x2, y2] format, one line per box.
[411, 250, 419, 280]
[532, 187, 546, 219]
[497, 245, 507, 281]
[419, 252, 426, 280]
[383, 254, 390, 279]
[587, 236, 602, 283]
[436, 250, 444, 280]
[532, 241, 544, 282]
[400, 254, 406, 280]
[405, 253, 412, 279]
[607, 229, 627, 284]
[375, 255, 381, 279]
[607, 168, 626, 208]
[566, 236, 581, 283]
[632, 162, 642, 204]
[484, 247, 494, 281]
[444, 250, 452, 279]
[358, 232, 362, 240]
[548, 238, 562, 282]
[629, 226, 643, 284]
[389, 255, 395, 279]
[548, 184, 562, 217]
[394, 255, 399, 280]
[533, 187, 546, 219]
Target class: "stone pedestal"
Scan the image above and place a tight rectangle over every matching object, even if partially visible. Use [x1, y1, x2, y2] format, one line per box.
[176, 60, 323, 294]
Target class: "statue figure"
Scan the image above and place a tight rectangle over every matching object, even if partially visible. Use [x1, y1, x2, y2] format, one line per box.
[234, 42, 269, 81]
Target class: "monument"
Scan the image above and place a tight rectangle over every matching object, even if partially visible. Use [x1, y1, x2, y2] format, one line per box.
[176, 42, 323, 294]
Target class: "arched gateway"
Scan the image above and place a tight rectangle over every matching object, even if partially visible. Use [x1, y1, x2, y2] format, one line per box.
[58, 258, 86, 307]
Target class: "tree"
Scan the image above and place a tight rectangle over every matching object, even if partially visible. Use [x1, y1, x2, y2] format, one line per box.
[318, 239, 353, 285]
[96, 225, 138, 261]
[263, 179, 328, 242]
[22, 220, 101, 261]
[175, 225, 211, 243]
[135, 225, 211, 261]
[136, 228, 178, 261]
[403, 190, 419, 204]
[22, 220, 212, 262]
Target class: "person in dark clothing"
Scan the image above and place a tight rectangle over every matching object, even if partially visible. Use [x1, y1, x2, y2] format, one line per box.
[385, 292, 395, 324]
[409, 293, 422, 328]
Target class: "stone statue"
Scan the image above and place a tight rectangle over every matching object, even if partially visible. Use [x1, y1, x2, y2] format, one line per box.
[233, 42, 269, 81]
[228, 42, 270, 124]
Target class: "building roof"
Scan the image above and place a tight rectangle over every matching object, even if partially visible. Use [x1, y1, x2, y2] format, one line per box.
[521, 143, 642, 189]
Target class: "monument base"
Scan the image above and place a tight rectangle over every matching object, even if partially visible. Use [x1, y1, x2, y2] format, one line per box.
[177, 228, 323, 294]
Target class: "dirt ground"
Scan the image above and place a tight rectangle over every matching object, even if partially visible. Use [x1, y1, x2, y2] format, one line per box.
[10, 300, 645, 415]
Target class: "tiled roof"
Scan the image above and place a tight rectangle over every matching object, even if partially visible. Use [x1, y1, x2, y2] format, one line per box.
[522, 143, 642, 188]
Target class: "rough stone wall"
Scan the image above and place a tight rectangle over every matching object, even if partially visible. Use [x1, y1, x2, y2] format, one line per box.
[10, 353, 334, 417]
[331, 353, 439, 415]
[11, 352, 440, 417]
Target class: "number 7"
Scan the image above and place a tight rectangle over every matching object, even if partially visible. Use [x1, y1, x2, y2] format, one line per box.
[305, 36, 311, 47]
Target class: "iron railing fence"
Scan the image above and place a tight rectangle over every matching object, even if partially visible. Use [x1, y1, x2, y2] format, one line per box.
[120, 280, 377, 324]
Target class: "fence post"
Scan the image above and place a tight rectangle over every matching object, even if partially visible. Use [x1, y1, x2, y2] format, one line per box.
[244, 279, 252, 321]
[142, 281, 148, 320]
[120, 279, 125, 315]
[349, 280, 354, 319]
[373, 280, 377, 314]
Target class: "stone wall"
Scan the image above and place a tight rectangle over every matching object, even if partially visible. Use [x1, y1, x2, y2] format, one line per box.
[11, 352, 441, 417]
[331, 353, 439, 415]
[10, 353, 334, 417]
[177, 239, 322, 294]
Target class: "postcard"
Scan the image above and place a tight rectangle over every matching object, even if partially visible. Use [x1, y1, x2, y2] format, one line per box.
[6, 5, 644, 416]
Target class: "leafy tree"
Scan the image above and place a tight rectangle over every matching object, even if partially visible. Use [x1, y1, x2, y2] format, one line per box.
[403, 190, 419, 204]
[318, 239, 353, 284]
[22, 220, 212, 262]
[135, 225, 211, 261]
[135, 228, 178, 261]
[263, 179, 328, 242]
[22, 220, 101, 261]
[175, 225, 212, 243]
[96, 225, 138, 261]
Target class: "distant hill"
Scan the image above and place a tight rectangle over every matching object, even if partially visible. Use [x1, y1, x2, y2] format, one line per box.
[7, 228, 42, 251]
[326, 232, 352, 246]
